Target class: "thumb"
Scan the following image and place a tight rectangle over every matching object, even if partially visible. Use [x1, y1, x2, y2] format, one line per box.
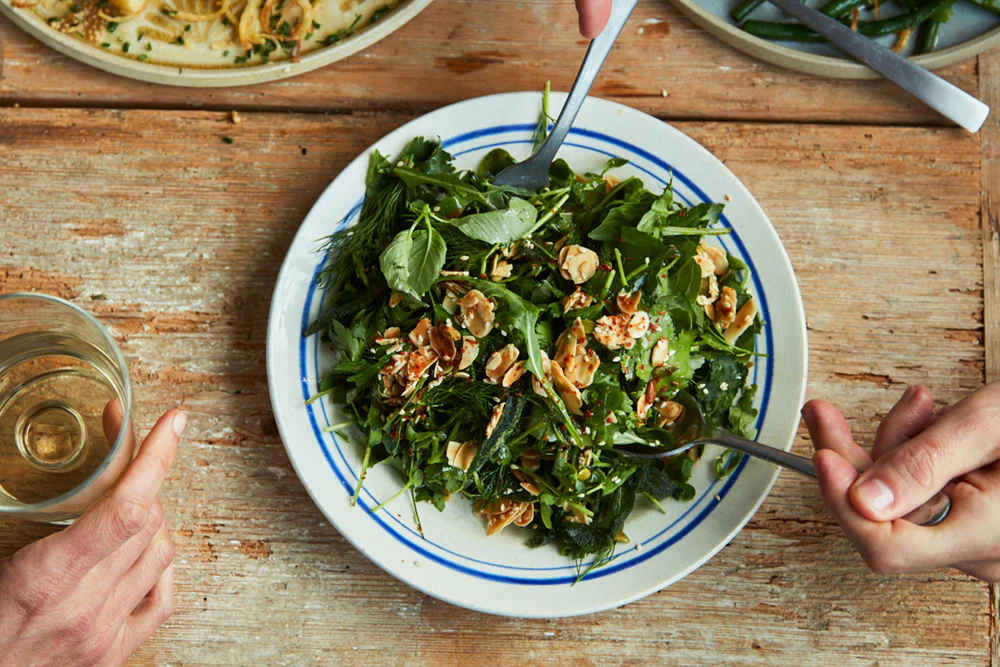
[849, 394, 998, 521]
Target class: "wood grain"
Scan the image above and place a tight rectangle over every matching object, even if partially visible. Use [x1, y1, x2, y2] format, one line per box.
[0, 0, 981, 126]
[980, 48, 1000, 667]
[0, 107, 988, 666]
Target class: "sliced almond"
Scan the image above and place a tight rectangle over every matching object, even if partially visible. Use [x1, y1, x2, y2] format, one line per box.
[501, 360, 527, 388]
[655, 400, 684, 428]
[485, 402, 505, 438]
[408, 317, 433, 347]
[558, 244, 599, 284]
[698, 243, 729, 276]
[724, 298, 757, 344]
[714, 286, 738, 330]
[616, 289, 642, 316]
[458, 336, 480, 370]
[512, 469, 541, 496]
[627, 311, 650, 339]
[428, 325, 457, 363]
[446, 440, 478, 471]
[651, 338, 671, 367]
[457, 289, 496, 338]
[550, 360, 584, 416]
[561, 287, 594, 314]
[485, 344, 520, 383]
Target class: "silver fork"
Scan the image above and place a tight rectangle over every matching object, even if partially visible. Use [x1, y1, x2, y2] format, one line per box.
[491, 0, 640, 190]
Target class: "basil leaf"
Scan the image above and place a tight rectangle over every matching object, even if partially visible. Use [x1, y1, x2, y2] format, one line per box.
[380, 226, 446, 300]
[453, 197, 538, 244]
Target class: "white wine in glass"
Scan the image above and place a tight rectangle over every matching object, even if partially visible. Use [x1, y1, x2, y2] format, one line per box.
[0, 294, 135, 523]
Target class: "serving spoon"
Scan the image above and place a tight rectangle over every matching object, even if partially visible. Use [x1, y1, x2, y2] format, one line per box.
[492, 0, 640, 190]
[614, 391, 952, 526]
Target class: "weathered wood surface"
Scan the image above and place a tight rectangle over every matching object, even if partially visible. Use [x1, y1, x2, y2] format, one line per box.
[980, 49, 1000, 667]
[0, 0, 980, 126]
[0, 107, 991, 665]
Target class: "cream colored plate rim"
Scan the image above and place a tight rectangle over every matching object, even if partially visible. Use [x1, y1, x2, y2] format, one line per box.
[0, 0, 434, 87]
[668, 0, 1000, 80]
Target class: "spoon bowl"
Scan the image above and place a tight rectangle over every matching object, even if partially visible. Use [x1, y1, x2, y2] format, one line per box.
[614, 391, 951, 526]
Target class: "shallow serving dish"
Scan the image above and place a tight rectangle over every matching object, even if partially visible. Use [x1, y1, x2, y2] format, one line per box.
[266, 91, 808, 617]
[0, 0, 432, 87]
[669, 0, 1000, 79]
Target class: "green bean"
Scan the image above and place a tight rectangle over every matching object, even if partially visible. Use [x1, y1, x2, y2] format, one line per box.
[731, 0, 864, 23]
[915, 19, 941, 54]
[731, 0, 764, 23]
[819, 0, 867, 18]
[743, 0, 958, 43]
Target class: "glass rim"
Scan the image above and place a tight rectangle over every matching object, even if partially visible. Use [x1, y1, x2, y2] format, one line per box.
[0, 292, 134, 513]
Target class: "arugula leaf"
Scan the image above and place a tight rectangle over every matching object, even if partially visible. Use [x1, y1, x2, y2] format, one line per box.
[453, 197, 538, 244]
[394, 167, 488, 206]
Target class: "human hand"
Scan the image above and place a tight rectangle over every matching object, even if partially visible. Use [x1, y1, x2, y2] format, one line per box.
[575, 0, 612, 38]
[0, 404, 185, 666]
[803, 383, 1000, 581]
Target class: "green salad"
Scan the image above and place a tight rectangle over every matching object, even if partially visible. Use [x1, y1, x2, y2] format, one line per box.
[307, 110, 763, 573]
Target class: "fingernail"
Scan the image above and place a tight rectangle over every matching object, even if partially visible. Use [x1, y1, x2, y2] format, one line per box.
[902, 385, 917, 402]
[172, 411, 188, 438]
[801, 403, 816, 429]
[852, 476, 895, 513]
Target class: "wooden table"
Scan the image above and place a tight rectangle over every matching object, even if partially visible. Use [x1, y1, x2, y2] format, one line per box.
[1, 1, 997, 664]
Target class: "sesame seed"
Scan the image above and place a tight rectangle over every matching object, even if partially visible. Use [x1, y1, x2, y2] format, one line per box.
[612, 356, 621, 362]
[459, 255, 469, 261]
[703, 388, 710, 395]
[720, 382, 729, 391]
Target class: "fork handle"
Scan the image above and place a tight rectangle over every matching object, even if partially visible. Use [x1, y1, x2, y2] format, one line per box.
[533, 0, 640, 166]
[711, 430, 950, 526]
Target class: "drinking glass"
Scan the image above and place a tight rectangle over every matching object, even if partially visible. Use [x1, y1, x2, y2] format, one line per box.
[0, 293, 135, 523]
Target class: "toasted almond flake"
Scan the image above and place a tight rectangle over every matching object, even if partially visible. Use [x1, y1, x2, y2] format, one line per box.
[651, 338, 671, 367]
[485, 402, 505, 438]
[698, 243, 729, 276]
[724, 298, 757, 344]
[656, 400, 684, 427]
[457, 289, 496, 338]
[485, 344, 520, 383]
[408, 317, 432, 347]
[561, 287, 594, 313]
[502, 360, 528, 387]
[388, 292, 405, 308]
[446, 440, 478, 471]
[627, 311, 650, 339]
[616, 289, 642, 316]
[558, 244, 599, 284]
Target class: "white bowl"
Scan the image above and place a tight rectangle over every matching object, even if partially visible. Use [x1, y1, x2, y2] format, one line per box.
[267, 92, 808, 617]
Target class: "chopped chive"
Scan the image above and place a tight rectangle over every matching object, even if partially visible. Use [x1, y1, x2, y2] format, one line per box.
[137, 54, 148, 61]
[175, 36, 185, 44]
[100, 42, 111, 47]
[222, 136, 234, 144]
[107, 21, 119, 32]
[122, 42, 130, 52]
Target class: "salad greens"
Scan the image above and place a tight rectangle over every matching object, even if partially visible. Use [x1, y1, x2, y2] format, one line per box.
[308, 109, 763, 575]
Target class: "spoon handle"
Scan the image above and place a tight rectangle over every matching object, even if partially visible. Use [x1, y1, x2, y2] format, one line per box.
[711, 430, 818, 478]
[534, 0, 639, 165]
[710, 431, 950, 526]
[763, 0, 989, 133]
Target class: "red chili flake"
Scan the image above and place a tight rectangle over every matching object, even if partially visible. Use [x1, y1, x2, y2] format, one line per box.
[479, 273, 487, 279]
[606, 416, 614, 424]
[638, 364, 646, 370]
[678, 210, 686, 216]
[618, 238, 624, 243]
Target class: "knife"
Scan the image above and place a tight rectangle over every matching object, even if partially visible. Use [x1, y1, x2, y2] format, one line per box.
[758, 0, 990, 133]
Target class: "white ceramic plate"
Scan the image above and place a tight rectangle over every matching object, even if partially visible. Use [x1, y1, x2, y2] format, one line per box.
[0, 0, 432, 87]
[266, 92, 808, 618]
[669, 0, 1000, 79]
